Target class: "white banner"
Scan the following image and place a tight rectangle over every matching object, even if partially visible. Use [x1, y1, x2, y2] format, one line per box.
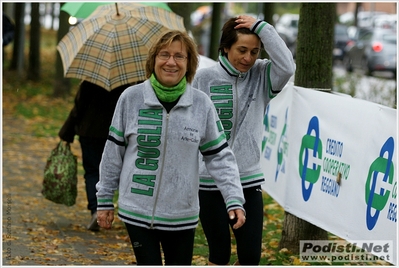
[261, 83, 397, 265]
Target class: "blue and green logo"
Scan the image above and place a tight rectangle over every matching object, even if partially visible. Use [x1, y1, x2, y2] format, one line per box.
[262, 105, 289, 182]
[365, 137, 396, 230]
[298, 116, 322, 201]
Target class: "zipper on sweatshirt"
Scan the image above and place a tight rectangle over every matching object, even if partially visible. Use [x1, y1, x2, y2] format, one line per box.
[150, 112, 169, 229]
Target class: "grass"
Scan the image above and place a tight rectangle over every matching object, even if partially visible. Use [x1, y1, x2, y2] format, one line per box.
[2, 28, 394, 266]
[332, 64, 397, 109]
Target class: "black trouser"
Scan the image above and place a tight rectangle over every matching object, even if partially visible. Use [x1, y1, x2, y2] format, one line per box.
[199, 185, 264, 265]
[79, 136, 106, 214]
[125, 223, 195, 265]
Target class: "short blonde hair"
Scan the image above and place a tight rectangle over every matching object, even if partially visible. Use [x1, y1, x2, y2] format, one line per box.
[146, 30, 199, 83]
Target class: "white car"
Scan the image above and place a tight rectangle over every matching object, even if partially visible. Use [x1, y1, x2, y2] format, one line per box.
[372, 14, 397, 29]
[339, 11, 387, 27]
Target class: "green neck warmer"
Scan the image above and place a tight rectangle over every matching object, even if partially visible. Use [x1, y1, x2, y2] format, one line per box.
[150, 74, 187, 102]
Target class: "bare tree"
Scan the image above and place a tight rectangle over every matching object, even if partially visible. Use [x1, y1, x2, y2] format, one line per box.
[295, 3, 336, 89]
[2, 3, 15, 65]
[10, 3, 25, 76]
[261, 3, 275, 59]
[53, 2, 71, 97]
[167, 3, 195, 34]
[262, 3, 275, 26]
[208, 3, 224, 60]
[27, 3, 41, 81]
[354, 3, 362, 27]
[279, 3, 336, 253]
[49, 3, 56, 30]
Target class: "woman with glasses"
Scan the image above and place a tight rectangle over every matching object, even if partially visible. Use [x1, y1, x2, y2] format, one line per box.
[95, 30, 246, 265]
[193, 15, 295, 265]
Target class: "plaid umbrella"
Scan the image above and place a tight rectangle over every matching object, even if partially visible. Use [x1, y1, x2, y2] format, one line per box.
[56, 4, 186, 91]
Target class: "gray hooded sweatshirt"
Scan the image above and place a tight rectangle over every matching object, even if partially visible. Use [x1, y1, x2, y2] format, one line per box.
[96, 80, 245, 231]
[192, 20, 296, 190]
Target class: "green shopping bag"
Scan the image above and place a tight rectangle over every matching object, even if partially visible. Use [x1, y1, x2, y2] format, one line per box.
[42, 141, 78, 206]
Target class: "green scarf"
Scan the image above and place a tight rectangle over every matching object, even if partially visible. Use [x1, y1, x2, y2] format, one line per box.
[150, 74, 187, 102]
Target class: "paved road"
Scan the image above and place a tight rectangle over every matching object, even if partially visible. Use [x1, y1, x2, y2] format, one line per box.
[2, 99, 136, 266]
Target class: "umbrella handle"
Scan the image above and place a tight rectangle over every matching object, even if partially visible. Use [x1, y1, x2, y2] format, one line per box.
[115, 3, 120, 16]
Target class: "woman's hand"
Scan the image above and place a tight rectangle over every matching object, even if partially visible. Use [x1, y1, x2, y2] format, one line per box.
[235, 15, 257, 29]
[97, 210, 114, 229]
[228, 209, 246, 229]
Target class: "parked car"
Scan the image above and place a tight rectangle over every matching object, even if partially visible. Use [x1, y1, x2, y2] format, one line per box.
[372, 14, 397, 29]
[343, 28, 397, 77]
[275, 13, 299, 58]
[333, 24, 351, 61]
[339, 11, 387, 27]
[276, 15, 351, 61]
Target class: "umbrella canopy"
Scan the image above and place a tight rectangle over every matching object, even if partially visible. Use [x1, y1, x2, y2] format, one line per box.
[57, 4, 186, 91]
[60, 2, 171, 18]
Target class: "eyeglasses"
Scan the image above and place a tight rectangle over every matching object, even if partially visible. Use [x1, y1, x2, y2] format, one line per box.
[157, 52, 187, 62]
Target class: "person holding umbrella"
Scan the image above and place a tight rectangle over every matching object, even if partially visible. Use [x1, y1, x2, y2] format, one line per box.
[95, 30, 246, 265]
[192, 15, 295, 265]
[59, 81, 134, 231]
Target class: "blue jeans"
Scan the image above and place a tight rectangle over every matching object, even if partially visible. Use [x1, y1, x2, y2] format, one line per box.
[79, 136, 107, 215]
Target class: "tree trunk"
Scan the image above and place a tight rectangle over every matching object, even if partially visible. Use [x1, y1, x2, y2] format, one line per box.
[279, 212, 329, 253]
[27, 3, 40, 81]
[50, 3, 56, 30]
[208, 3, 224, 60]
[279, 3, 336, 254]
[261, 3, 274, 59]
[10, 3, 25, 76]
[167, 3, 194, 34]
[295, 3, 335, 89]
[262, 3, 274, 26]
[53, 2, 71, 97]
[354, 3, 362, 27]
[2, 4, 15, 65]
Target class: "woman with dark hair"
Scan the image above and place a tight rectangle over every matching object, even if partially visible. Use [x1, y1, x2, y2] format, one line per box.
[95, 30, 246, 265]
[193, 15, 295, 265]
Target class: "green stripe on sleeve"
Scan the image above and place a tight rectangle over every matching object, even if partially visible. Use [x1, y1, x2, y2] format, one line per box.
[109, 126, 124, 137]
[199, 133, 226, 151]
